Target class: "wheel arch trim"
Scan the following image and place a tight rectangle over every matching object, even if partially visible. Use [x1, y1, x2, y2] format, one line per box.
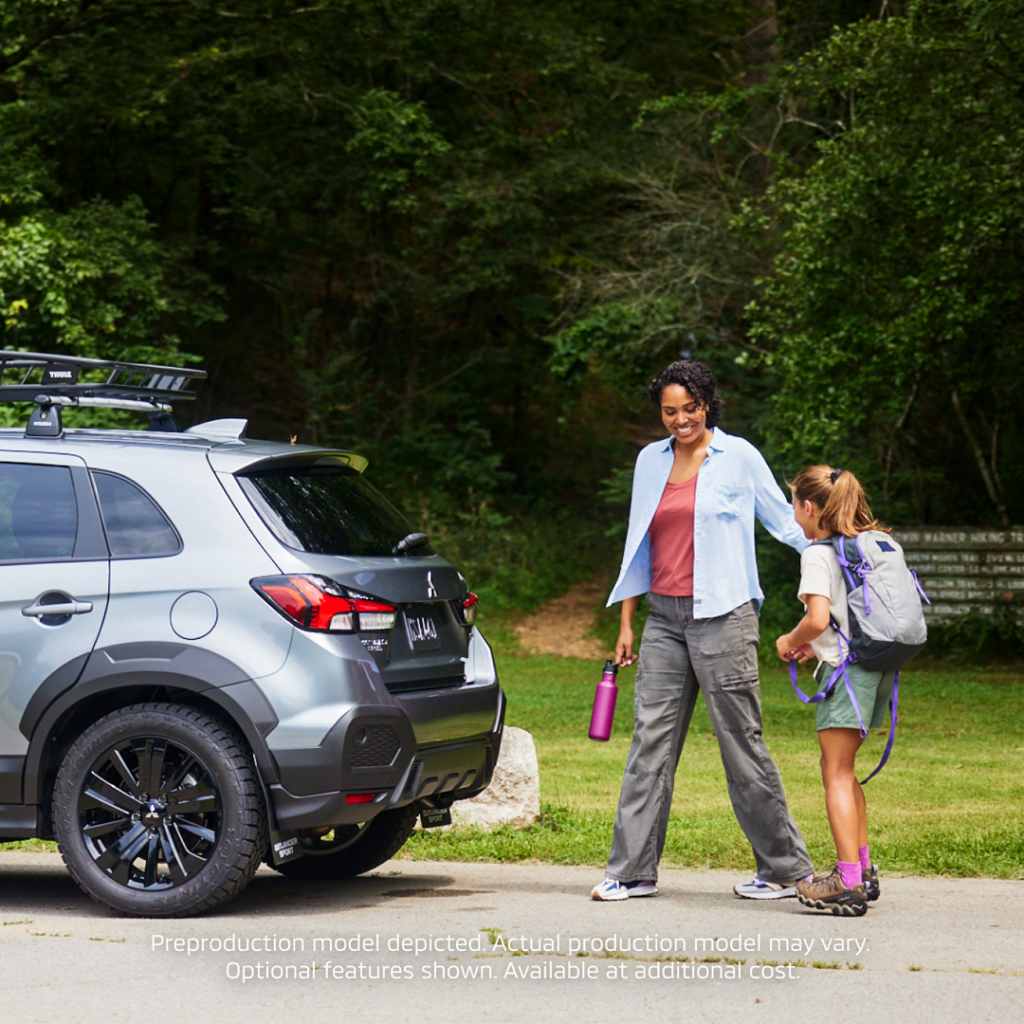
[23, 658, 280, 806]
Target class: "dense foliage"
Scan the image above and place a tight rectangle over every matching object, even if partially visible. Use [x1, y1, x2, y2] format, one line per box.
[2, 0, 1021, 611]
[558, 0, 1024, 530]
[754, 0, 1024, 527]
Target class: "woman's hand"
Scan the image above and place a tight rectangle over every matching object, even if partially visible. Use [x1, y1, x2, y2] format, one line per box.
[615, 626, 637, 666]
[615, 596, 640, 666]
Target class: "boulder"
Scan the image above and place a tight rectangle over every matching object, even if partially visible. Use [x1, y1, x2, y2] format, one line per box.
[451, 726, 540, 830]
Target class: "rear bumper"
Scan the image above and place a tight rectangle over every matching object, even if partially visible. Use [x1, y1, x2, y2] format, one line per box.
[268, 685, 504, 831]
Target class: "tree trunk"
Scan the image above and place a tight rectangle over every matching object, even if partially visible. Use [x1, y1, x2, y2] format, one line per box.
[950, 385, 1011, 527]
[742, 0, 779, 88]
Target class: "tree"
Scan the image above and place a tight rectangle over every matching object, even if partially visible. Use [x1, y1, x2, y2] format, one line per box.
[0, 0, 750, 490]
[751, 0, 1024, 525]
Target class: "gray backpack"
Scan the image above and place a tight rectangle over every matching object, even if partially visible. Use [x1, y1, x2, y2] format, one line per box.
[831, 530, 928, 670]
[790, 530, 929, 783]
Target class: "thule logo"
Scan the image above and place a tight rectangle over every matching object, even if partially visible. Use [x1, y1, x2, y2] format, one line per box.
[42, 364, 80, 385]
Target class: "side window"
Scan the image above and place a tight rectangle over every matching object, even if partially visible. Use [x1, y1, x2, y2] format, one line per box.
[92, 472, 181, 558]
[0, 463, 78, 561]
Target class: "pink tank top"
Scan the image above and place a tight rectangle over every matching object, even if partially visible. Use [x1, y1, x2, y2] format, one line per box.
[649, 476, 697, 597]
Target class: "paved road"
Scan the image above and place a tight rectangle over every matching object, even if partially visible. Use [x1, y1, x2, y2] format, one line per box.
[0, 851, 1020, 1024]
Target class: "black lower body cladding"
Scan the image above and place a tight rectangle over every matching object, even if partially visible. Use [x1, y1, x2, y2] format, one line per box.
[268, 683, 504, 831]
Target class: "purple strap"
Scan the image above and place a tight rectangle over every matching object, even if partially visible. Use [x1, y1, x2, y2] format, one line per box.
[789, 659, 826, 703]
[788, 651, 867, 737]
[854, 534, 872, 614]
[836, 659, 867, 737]
[833, 539, 859, 592]
[835, 535, 873, 614]
[911, 569, 932, 605]
[860, 671, 899, 785]
[829, 620, 867, 735]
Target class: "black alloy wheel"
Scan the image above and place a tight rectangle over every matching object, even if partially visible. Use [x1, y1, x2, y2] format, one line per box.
[53, 703, 267, 916]
[78, 735, 221, 889]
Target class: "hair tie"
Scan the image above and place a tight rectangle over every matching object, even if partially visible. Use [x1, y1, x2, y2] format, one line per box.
[830, 468, 842, 484]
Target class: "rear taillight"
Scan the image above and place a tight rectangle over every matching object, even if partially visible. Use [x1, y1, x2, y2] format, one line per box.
[345, 793, 377, 804]
[463, 591, 478, 626]
[252, 575, 396, 633]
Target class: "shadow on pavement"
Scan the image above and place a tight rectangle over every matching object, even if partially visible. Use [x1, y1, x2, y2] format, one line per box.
[0, 853, 493, 919]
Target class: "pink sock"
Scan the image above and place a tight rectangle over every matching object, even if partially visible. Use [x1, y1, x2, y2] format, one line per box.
[859, 845, 871, 872]
[838, 860, 862, 889]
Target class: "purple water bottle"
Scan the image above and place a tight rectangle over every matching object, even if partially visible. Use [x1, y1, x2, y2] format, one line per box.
[589, 659, 620, 742]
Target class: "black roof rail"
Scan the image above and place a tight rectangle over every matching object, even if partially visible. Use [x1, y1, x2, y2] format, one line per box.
[0, 350, 206, 437]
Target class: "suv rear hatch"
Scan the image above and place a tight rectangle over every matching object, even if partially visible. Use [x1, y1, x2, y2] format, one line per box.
[231, 455, 474, 694]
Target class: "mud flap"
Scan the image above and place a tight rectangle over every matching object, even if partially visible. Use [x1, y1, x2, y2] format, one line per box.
[270, 829, 303, 866]
[419, 806, 451, 828]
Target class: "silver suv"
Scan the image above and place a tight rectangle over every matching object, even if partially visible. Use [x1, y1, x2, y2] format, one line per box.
[0, 352, 504, 916]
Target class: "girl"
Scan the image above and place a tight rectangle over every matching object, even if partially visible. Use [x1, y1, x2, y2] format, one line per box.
[775, 466, 890, 917]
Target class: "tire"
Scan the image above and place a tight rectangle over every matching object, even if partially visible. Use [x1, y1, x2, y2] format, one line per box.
[272, 804, 418, 880]
[52, 702, 268, 917]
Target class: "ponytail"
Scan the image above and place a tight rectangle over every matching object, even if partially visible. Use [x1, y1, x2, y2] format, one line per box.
[789, 465, 888, 538]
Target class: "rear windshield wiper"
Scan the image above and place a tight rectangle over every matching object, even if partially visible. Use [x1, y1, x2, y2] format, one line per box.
[393, 532, 429, 555]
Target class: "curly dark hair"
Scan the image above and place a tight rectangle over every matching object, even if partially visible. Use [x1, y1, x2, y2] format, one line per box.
[646, 359, 723, 427]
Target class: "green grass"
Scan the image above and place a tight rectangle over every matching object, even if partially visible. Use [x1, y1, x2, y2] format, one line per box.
[0, 838, 56, 853]
[6, 631, 1020, 878]
[402, 654, 1024, 877]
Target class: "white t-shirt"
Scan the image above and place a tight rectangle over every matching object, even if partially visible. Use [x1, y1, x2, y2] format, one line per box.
[797, 541, 851, 668]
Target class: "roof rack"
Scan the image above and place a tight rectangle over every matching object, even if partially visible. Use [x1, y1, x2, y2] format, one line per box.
[0, 350, 207, 437]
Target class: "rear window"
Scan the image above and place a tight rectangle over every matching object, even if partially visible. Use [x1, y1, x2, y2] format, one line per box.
[239, 464, 434, 557]
[92, 472, 181, 558]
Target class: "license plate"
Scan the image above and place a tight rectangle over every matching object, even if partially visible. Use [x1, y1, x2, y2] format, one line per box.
[420, 806, 452, 829]
[405, 608, 441, 651]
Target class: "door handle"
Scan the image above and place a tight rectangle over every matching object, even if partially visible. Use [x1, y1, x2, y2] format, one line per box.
[22, 600, 94, 618]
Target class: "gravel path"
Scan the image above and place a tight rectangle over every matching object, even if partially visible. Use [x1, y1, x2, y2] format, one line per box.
[0, 851, 1020, 1023]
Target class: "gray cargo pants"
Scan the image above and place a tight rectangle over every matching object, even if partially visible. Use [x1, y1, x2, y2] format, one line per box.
[606, 595, 812, 885]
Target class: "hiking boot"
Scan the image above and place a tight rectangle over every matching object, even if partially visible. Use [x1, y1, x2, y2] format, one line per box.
[862, 863, 880, 902]
[796, 865, 869, 917]
[591, 878, 658, 901]
[733, 874, 812, 900]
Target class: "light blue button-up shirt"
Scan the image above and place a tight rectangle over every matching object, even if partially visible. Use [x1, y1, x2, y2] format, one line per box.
[607, 428, 809, 618]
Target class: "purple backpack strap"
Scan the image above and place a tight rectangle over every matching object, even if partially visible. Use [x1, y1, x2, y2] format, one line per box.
[789, 659, 827, 703]
[832, 659, 868, 737]
[788, 649, 866, 739]
[854, 534, 872, 614]
[833, 536, 859, 591]
[860, 671, 901, 782]
[910, 569, 932, 605]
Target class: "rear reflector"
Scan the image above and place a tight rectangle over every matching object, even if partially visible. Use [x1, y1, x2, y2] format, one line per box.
[463, 591, 478, 626]
[345, 793, 377, 804]
[252, 574, 396, 633]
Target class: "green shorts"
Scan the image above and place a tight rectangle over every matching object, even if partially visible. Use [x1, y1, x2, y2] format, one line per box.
[814, 661, 894, 732]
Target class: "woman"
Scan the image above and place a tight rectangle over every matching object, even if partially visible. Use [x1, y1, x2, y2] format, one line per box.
[592, 359, 814, 902]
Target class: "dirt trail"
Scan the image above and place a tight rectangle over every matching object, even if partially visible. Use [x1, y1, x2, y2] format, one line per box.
[512, 578, 609, 660]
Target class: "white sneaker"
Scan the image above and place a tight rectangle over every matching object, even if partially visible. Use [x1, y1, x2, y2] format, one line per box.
[591, 878, 659, 901]
[733, 874, 812, 899]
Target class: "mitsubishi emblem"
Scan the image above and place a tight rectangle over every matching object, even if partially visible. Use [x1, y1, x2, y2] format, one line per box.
[426, 571, 438, 598]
